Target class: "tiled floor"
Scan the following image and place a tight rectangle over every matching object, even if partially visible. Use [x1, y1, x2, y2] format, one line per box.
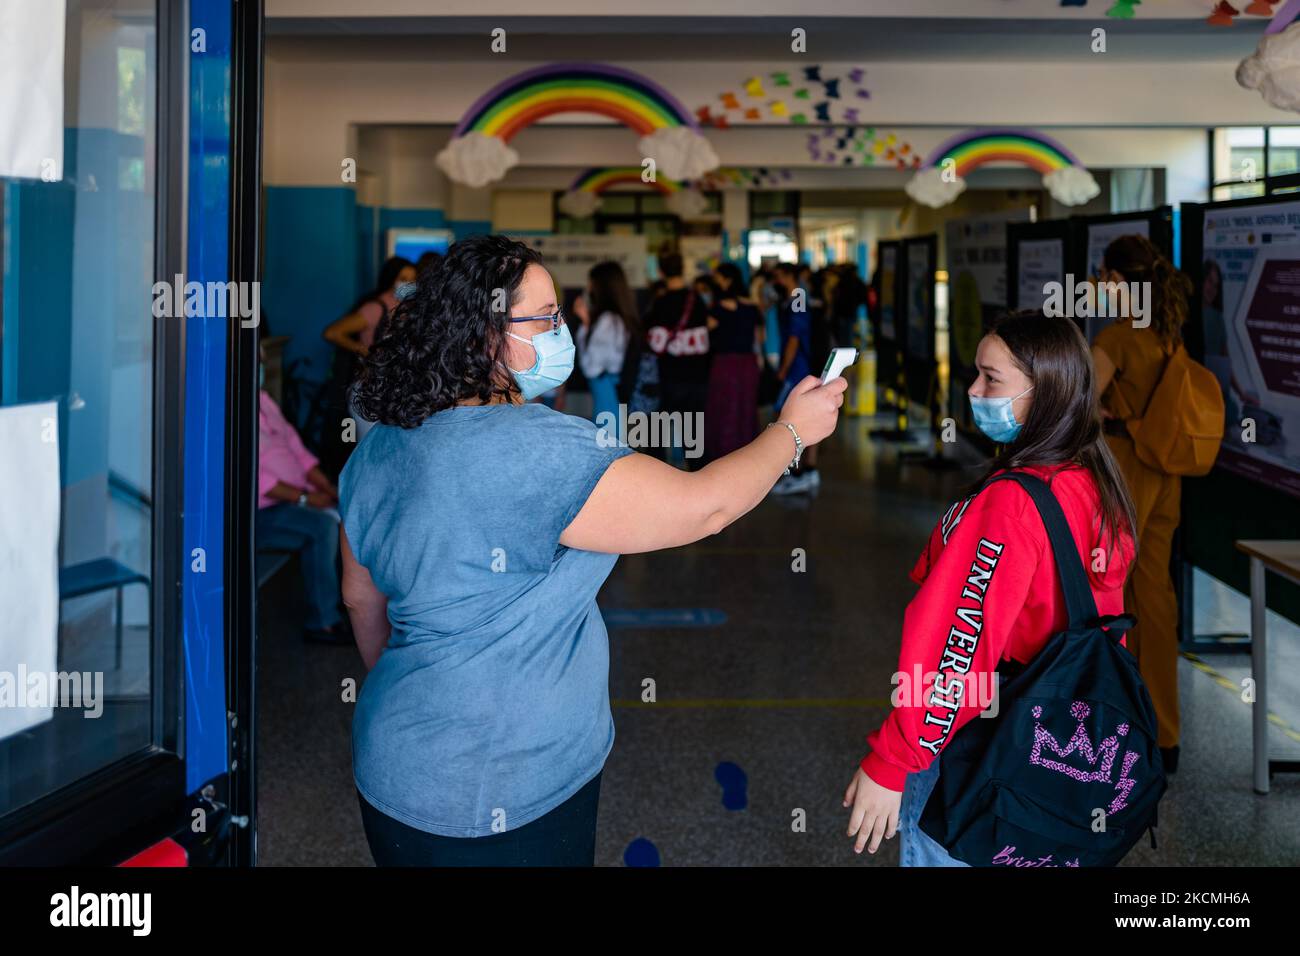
[255, 415, 1300, 866]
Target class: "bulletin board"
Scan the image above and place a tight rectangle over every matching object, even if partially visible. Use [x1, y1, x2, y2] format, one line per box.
[1180, 196, 1300, 626]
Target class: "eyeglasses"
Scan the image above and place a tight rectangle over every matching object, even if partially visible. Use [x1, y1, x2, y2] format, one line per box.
[508, 307, 565, 332]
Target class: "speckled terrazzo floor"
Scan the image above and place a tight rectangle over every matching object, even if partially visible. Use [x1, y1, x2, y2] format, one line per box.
[255, 415, 1300, 867]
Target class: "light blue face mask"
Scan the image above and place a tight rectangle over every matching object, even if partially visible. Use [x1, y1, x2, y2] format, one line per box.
[395, 281, 417, 300]
[970, 386, 1033, 444]
[506, 323, 575, 400]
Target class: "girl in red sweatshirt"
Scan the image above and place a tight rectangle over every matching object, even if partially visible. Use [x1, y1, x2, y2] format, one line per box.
[844, 311, 1137, 865]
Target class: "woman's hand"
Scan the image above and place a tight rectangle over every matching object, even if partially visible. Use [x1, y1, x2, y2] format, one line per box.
[844, 767, 902, 855]
[778, 375, 847, 447]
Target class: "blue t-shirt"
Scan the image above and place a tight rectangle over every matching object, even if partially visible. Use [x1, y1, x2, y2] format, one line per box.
[339, 403, 634, 836]
[780, 297, 812, 382]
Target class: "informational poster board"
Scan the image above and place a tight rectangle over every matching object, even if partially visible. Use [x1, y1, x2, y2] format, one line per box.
[1016, 239, 1065, 311]
[904, 236, 935, 362]
[0, 402, 60, 740]
[1178, 197, 1300, 631]
[901, 235, 938, 408]
[679, 235, 723, 279]
[514, 234, 649, 288]
[877, 242, 900, 342]
[1201, 203, 1300, 498]
[1074, 208, 1172, 344]
[874, 240, 904, 388]
[947, 210, 1031, 442]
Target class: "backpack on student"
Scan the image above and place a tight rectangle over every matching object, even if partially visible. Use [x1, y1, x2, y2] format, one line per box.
[1123, 344, 1224, 476]
[919, 471, 1166, 868]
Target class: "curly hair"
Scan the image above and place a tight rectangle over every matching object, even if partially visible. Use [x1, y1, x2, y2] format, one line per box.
[352, 235, 544, 428]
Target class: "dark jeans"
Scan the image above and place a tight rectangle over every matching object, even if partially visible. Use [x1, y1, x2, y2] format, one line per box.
[357, 773, 602, 867]
[255, 503, 341, 630]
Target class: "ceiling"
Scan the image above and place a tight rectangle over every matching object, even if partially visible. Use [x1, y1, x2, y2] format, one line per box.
[265, 15, 1266, 63]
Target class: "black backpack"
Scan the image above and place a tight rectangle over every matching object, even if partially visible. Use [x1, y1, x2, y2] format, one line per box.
[919, 472, 1166, 867]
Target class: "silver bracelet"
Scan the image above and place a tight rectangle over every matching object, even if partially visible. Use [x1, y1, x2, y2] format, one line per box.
[768, 421, 803, 475]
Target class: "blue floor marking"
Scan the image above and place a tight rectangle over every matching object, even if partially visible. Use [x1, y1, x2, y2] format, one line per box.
[602, 608, 728, 629]
[715, 761, 748, 810]
[623, 837, 661, 867]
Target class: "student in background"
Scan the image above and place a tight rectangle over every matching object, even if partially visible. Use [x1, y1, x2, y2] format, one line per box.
[258, 349, 349, 645]
[324, 256, 417, 358]
[771, 262, 820, 493]
[574, 261, 636, 427]
[703, 262, 763, 462]
[1091, 234, 1195, 774]
[644, 252, 711, 467]
[415, 250, 444, 279]
[320, 257, 417, 471]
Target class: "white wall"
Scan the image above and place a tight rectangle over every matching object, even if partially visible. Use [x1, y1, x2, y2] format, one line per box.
[264, 52, 1261, 204]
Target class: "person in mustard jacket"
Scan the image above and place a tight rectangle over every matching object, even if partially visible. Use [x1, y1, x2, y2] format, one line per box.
[1090, 234, 1194, 774]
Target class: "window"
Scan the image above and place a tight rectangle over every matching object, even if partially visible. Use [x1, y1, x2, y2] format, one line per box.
[1210, 126, 1300, 196]
[552, 189, 723, 245]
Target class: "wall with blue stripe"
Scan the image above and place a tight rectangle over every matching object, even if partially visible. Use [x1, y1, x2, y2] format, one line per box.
[262, 185, 490, 386]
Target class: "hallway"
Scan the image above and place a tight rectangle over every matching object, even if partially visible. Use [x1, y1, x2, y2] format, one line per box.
[255, 420, 1300, 867]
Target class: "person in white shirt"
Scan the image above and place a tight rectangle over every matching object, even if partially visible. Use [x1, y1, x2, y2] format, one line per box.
[574, 261, 636, 426]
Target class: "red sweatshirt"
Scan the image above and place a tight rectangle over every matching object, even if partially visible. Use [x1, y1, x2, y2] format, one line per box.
[861, 464, 1135, 792]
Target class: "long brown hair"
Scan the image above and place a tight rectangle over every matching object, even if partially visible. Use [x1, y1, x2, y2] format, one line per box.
[1102, 234, 1193, 348]
[972, 311, 1136, 565]
[587, 260, 640, 338]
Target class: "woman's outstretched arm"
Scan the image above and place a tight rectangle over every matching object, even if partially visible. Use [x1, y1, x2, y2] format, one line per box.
[560, 375, 845, 554]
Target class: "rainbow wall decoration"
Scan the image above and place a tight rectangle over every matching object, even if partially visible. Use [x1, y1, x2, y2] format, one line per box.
[438, 63, 719, 188]
[905, 128, 1099, 209]
[570, 166, 681, 195]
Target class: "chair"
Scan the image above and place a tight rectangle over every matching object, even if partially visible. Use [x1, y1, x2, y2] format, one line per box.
[59, 558, 150, 670]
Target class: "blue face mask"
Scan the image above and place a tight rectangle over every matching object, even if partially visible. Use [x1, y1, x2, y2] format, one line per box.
[395, 281, 417, 300]
[506, 323, 575, 400]
[970, 386, 1033, 444]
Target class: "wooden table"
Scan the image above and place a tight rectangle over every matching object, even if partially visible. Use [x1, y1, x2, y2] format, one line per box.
[1234, 540, 1300, 794]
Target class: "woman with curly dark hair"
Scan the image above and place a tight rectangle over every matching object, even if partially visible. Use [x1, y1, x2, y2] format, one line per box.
[339, 235, 845, 866]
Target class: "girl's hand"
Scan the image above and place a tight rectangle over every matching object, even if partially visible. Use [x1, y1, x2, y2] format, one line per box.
[843, 767, 902, 855]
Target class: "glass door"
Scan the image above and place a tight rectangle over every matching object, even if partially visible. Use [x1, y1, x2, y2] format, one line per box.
[0, 0, 193, 866]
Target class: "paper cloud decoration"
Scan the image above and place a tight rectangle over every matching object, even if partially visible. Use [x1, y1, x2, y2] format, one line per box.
[1042, 165, 1101, 206]
[557, 190, 602, 218]
[664, 188, 710, 220]
[904, 166, 967, 208]
[435, 132, 519, 189]
[1237, 22, 1300, 112]
[638, 127, 720, 182]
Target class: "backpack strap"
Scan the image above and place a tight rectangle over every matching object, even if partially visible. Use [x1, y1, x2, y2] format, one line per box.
[985, 472, 1100, 630]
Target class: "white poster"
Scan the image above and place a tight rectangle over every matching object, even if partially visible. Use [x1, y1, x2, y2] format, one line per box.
[1203, 203, 1300, 496]
[0, 1, 65, 181]
[0, 402, 61, 740]
[1017, 238, 1064, 312]
[1084, 218, 1150, 343]
[514, 234, 649, 288]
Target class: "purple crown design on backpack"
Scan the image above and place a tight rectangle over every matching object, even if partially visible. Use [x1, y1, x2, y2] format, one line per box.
[1029, 701, 1141, 815]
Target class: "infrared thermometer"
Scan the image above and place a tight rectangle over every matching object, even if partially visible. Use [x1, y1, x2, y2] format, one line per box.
[820, 347, 859, 385]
